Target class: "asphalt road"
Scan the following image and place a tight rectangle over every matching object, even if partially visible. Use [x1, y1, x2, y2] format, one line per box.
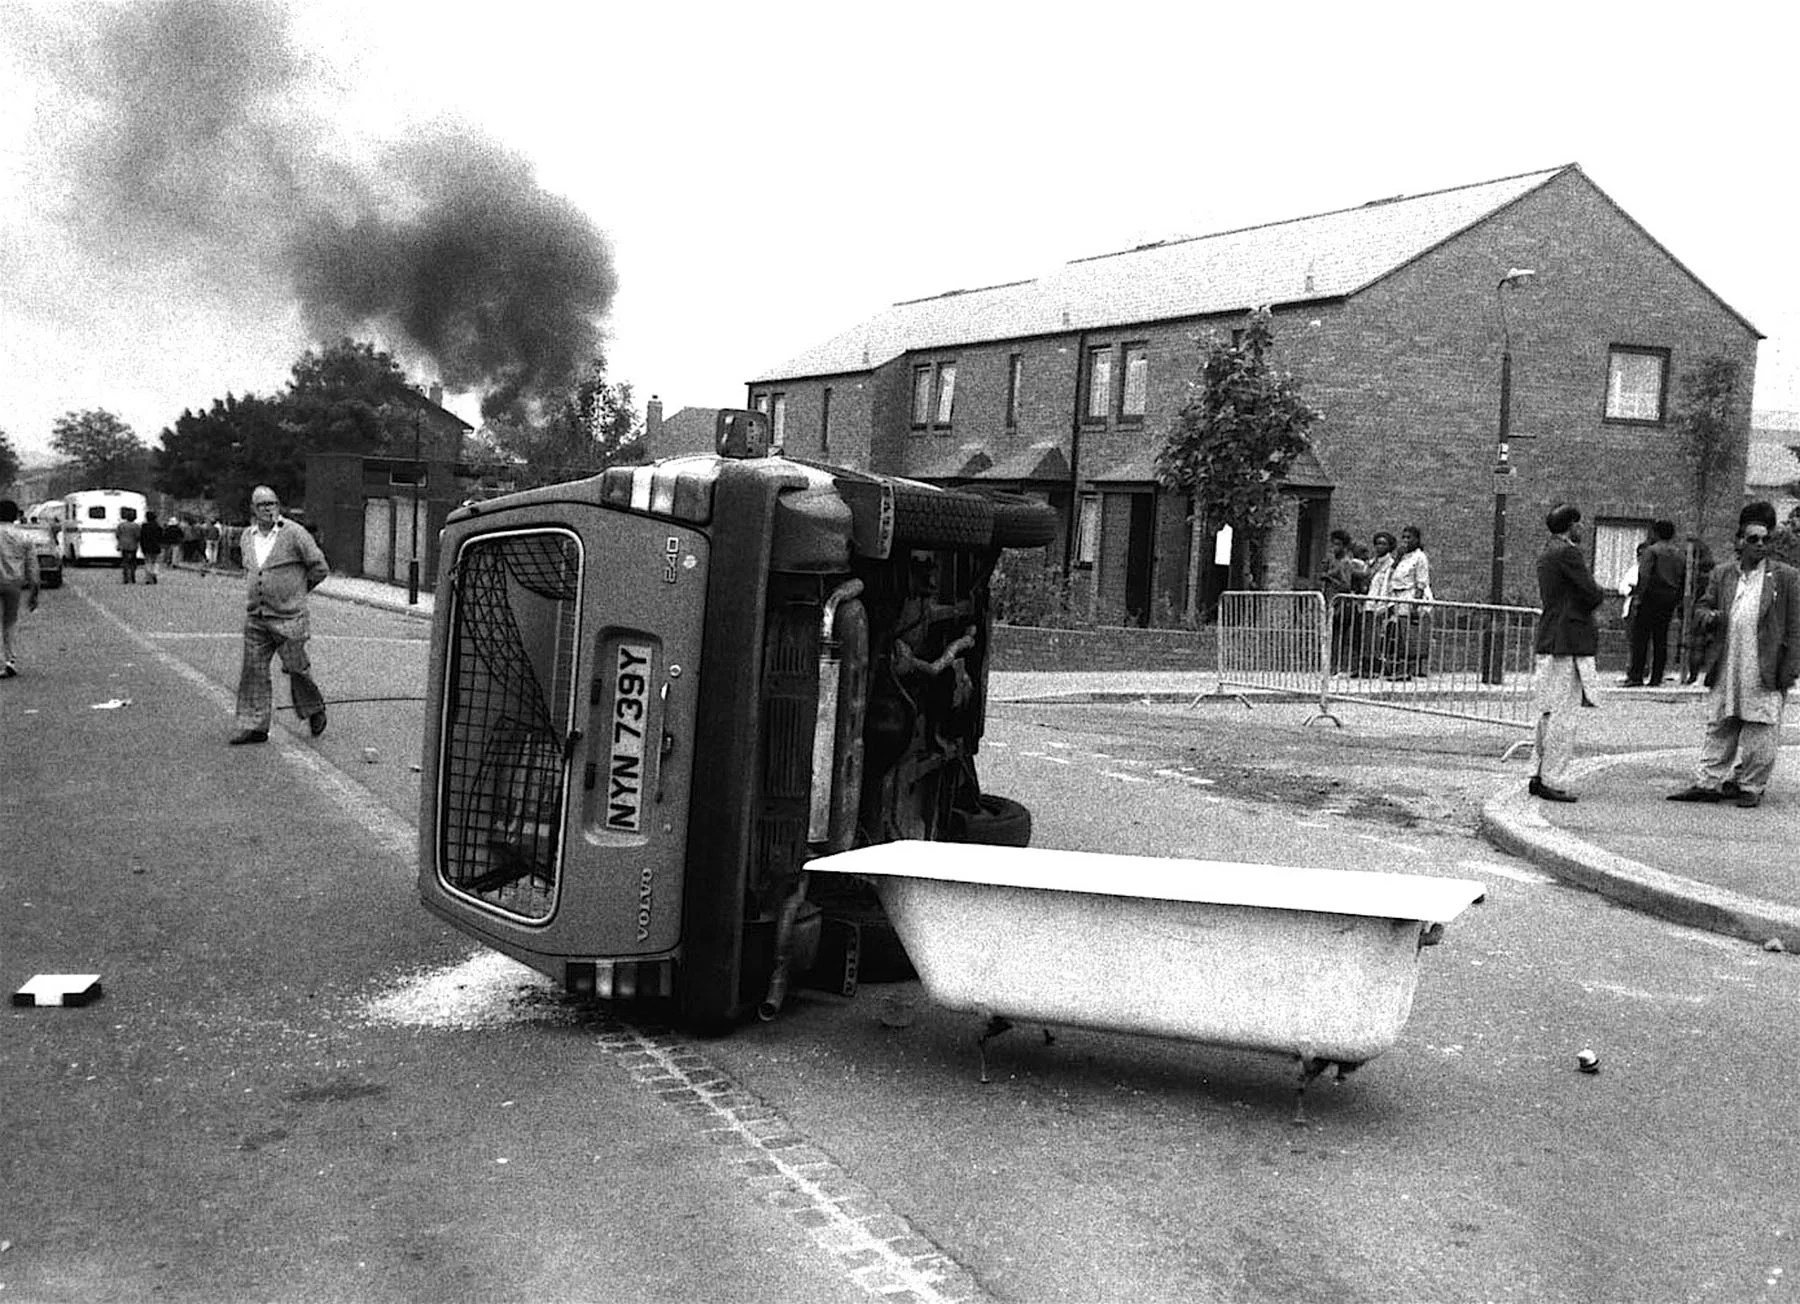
[4, 567, 1798, 1303]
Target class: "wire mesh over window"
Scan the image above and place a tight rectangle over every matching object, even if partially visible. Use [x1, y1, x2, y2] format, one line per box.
[437, 530, 582, 920]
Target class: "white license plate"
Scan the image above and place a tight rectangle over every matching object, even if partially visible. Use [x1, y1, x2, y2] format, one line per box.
[605, 642, 654, 832]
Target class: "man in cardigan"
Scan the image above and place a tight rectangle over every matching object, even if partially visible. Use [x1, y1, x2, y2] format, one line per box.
[1667, 501, 1800, 808]
[230, 486, 330, 745]
[1531, 503, 1604, 802]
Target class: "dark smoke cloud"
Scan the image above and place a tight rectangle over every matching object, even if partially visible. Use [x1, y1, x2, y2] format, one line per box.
[294, 125, 617, 421]
[54, 0, 616, 420]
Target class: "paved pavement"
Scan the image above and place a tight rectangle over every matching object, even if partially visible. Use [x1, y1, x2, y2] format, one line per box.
[299, 568, 1800, 952]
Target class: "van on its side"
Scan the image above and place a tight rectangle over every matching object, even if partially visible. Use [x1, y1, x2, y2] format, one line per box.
[62, 489, 148, 564]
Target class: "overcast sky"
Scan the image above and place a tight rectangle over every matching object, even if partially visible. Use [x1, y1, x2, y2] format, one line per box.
[3, 0, 1797, 465]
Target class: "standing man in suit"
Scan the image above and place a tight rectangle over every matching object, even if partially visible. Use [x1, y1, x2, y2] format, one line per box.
[1623, 519, 1687, 687]
[1667, 501, 1800, 808]
[1531, 503, 1603, 802]
[230, 486, 330, 745]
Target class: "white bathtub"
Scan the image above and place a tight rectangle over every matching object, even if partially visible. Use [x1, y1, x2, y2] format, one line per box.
[805, 842, 1486, 1068]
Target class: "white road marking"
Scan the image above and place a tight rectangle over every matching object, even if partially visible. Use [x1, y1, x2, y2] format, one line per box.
[1102, 771, 1150, 784]
[1152, 768, 1215, 786]
[1021, 751, 1072, 765]
[1579, 980, 1708, 1005]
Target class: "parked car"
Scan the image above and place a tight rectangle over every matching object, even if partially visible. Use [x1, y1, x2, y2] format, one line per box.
[20, 503, 64, 588]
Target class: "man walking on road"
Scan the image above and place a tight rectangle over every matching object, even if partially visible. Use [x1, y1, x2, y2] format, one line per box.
[1623, 519, 1686, 687]
[230, 486, 330, 746]
[0, 499, 42, 678]
[1667, 501, 1800, 809]
[1531, 503, 1603, 803]
[115, 513, 141, 584]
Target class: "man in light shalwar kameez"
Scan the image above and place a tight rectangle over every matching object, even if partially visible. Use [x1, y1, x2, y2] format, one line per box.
[1667, 501, 1800, 809]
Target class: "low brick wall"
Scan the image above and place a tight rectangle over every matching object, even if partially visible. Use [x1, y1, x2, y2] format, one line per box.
[990, 624, 1217, 673]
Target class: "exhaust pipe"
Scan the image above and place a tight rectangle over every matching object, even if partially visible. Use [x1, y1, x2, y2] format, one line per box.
[758, 873, 808, 1021]
[808, 579, 864, 844]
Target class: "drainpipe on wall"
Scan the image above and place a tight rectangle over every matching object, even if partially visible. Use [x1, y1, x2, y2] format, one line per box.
[1062, 327, 1088, 582]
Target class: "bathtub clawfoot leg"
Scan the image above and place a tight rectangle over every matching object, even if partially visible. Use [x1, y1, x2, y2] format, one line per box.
[977, 1016, 1014, 1084]
[1293, 1056, 1330, 1126]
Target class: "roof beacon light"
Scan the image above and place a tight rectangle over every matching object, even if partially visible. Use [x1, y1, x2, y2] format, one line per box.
[716, 409, 772, 459]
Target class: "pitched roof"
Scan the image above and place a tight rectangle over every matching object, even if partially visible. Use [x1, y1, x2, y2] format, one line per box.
[753, 166, 1575, 383]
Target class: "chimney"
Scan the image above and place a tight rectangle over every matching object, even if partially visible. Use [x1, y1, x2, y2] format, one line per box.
[646, 394, 664, 445]
[428, 382, 444, 407]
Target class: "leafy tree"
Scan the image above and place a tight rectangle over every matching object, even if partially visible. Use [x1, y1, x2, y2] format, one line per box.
[154, 394, 294, 518]
[281, 339, 418, 456]
[0, 428, 20, 490]
[484, 356, 644, 488]
[1154, 308, 1322, 589]
[51, 409, 149, 488]
[1669, 356, 1741, 541]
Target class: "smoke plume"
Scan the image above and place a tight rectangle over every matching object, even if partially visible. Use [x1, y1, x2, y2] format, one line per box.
[52, 0, 617, 420]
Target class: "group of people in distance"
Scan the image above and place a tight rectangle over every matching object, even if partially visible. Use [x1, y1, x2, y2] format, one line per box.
[1530, 499, 1800, 808]
[1317, 524, 1435, 680]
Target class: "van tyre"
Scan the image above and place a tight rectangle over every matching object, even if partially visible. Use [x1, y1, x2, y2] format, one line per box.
[949, 794, 1032, 847]
[888, 481, 994, 550]
[974, 491, 1059, 550]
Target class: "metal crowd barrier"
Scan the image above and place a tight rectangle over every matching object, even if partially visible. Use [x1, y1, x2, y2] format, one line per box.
[1205, 590, 1545, 753]
[1324, 593, 1541, 747]
[1207, 590, 1339, 725]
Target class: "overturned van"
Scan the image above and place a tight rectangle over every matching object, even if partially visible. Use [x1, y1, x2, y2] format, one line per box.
[418, 410, 1056, 1028]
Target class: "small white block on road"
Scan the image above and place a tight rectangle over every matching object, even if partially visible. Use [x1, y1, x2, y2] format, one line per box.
[12, 974, 103, 1007]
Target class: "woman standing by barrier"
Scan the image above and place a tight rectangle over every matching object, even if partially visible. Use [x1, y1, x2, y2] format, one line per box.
[1387, 525, 1434, 679]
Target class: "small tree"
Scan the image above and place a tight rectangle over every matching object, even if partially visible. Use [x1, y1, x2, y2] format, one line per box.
[0, 428, 20, 491]
[1669, 356, 1741, 541]
[1154, 308, 1322, 589]
[51, 409, 149, 488]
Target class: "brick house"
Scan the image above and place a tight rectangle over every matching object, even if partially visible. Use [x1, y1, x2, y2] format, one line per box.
[306, 385, 474, 587]
[1747, 413, 1800, 526]
[746, 164, 1761, 622]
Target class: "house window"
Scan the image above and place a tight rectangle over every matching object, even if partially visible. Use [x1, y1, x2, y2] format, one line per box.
[911, 366, 933, 429]
[820, 386, 832, 455]
[752, 392, 770, 414]
[1120, 343, 1149, 421]
[933, 362, 957, 428]
[1075, 494, 1100, 567]
[771, 393, 787, 445]
[1605, 347, 1669, 423]
[390, 466, 425, 487]
[1006, 354, 1023, 429]
[1085, 346, 1112, 422]
[1593, 519, 1651, 593]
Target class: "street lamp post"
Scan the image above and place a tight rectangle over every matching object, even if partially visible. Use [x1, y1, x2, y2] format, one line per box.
[408, 409, 422, 606]
[1484, 268, 1535, 683]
